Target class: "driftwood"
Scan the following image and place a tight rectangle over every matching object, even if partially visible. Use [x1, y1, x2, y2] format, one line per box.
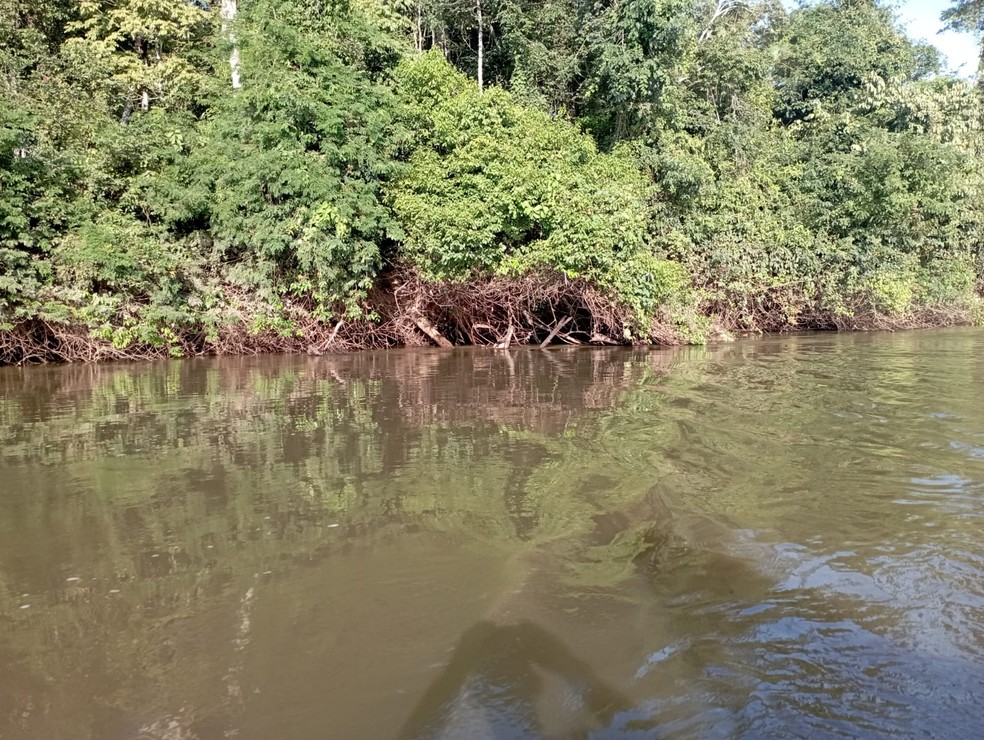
[590, 332, 620, 345]
[539, 316, 572, 349]
[413, 315, 453, 348]
[494, 324, 514, 349]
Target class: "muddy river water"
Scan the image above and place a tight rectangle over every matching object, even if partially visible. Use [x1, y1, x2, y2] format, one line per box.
[2, 330, 984, 738]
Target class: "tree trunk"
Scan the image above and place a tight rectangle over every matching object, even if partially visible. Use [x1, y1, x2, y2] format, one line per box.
[476, 0, 484, 93]
[978, 46, 984, 96]
[221, 0, 242, 89]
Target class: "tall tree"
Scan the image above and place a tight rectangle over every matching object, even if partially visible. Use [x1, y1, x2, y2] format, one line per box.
[943, 0, 984, 32]
[200, 0, 405, 314]
[581, 0, 696, 144]
[943, 0, 984, 81]
[772, 0, 939, 123]
[67, 0, 213, 119]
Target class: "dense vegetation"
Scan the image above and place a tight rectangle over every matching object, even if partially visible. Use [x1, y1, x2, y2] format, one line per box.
[1, 0, 983, 362]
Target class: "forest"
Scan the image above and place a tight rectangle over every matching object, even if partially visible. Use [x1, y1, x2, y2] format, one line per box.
[1, 0, 983, 362]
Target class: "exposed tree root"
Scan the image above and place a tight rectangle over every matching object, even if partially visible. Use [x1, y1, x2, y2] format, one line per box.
[702, 284, 979, 336]
[828, 302, 976, 332]
[0, 270, 978, 365]
[0, 271, 665, 365]
[385, 270, 678, 348]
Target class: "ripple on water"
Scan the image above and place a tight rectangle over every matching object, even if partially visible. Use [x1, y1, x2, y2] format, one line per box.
[2, 332, 984, 738]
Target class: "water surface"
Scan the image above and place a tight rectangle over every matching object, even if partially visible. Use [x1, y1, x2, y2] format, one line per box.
[2, 330, 984, 738]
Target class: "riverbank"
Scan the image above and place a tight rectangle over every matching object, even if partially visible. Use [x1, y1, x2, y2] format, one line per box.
[5, 1, 984, 368]
[2, 271, 978, 365]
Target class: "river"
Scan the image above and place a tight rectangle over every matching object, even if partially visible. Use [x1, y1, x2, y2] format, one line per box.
[1, 330, 984, 738]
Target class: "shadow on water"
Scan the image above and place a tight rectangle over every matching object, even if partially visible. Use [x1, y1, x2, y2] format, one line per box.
[399, 620, 631, 740]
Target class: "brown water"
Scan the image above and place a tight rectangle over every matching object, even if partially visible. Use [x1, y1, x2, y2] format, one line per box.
[2, 330, 984, 738]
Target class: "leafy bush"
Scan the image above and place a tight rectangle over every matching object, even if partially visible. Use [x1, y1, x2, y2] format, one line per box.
[390, 52, 691, 326]
[199, 0, 405, 317]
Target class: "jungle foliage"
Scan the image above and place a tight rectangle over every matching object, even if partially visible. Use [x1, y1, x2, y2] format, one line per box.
[1, 0, 983, 361]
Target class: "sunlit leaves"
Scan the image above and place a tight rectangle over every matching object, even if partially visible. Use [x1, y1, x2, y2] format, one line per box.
[390, 53, 690, 325]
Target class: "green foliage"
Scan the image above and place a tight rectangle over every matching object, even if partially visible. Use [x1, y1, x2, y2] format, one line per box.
[646, 0, 983, 328]
[497, 0, 584, 111]
[581, 0, 696, 142]
[1, 0, 983, 355]
[66, 0, 214, 116]
[772, 0, 939, 123]
[391, 53, 690, 324]
[54, 212, 179, 295]
[0, 107, 43, 317]
[943, 0, 984, 34]
[201, 0, 405, 316]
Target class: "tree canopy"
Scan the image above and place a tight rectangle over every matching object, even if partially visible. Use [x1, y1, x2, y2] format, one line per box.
[1, 0, 982, 362]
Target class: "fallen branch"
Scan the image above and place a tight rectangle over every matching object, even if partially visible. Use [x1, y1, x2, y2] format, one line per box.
[320, 319, 345, 352]
[413, 314, 453, 348]
[495, 324, 514, 349]
[308, 319, 346, 355]
[539, 316, 572, 349]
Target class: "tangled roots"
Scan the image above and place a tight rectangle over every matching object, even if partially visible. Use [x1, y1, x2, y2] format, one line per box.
[0, 270, 682, 365]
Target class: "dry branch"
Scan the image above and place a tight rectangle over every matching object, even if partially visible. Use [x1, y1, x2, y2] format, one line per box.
[539, 316, 572, 348]
[413, 315, 453, 347]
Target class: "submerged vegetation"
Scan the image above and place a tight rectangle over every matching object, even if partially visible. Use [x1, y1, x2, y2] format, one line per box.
[1, 0, 983, 362]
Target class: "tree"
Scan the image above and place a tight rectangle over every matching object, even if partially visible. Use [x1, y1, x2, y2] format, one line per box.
[67, 0, 214, 118]
[580, 0, 696, 143]
[943, 0, 984, 81]
[200, 0, 405, 316]
[772, 0, 939, 123]
[390, 52, 690, 328]
[943, 0, 984, 33]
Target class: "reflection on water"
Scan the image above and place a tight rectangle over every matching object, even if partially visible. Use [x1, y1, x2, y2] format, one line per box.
[2, 331, 984, 737]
